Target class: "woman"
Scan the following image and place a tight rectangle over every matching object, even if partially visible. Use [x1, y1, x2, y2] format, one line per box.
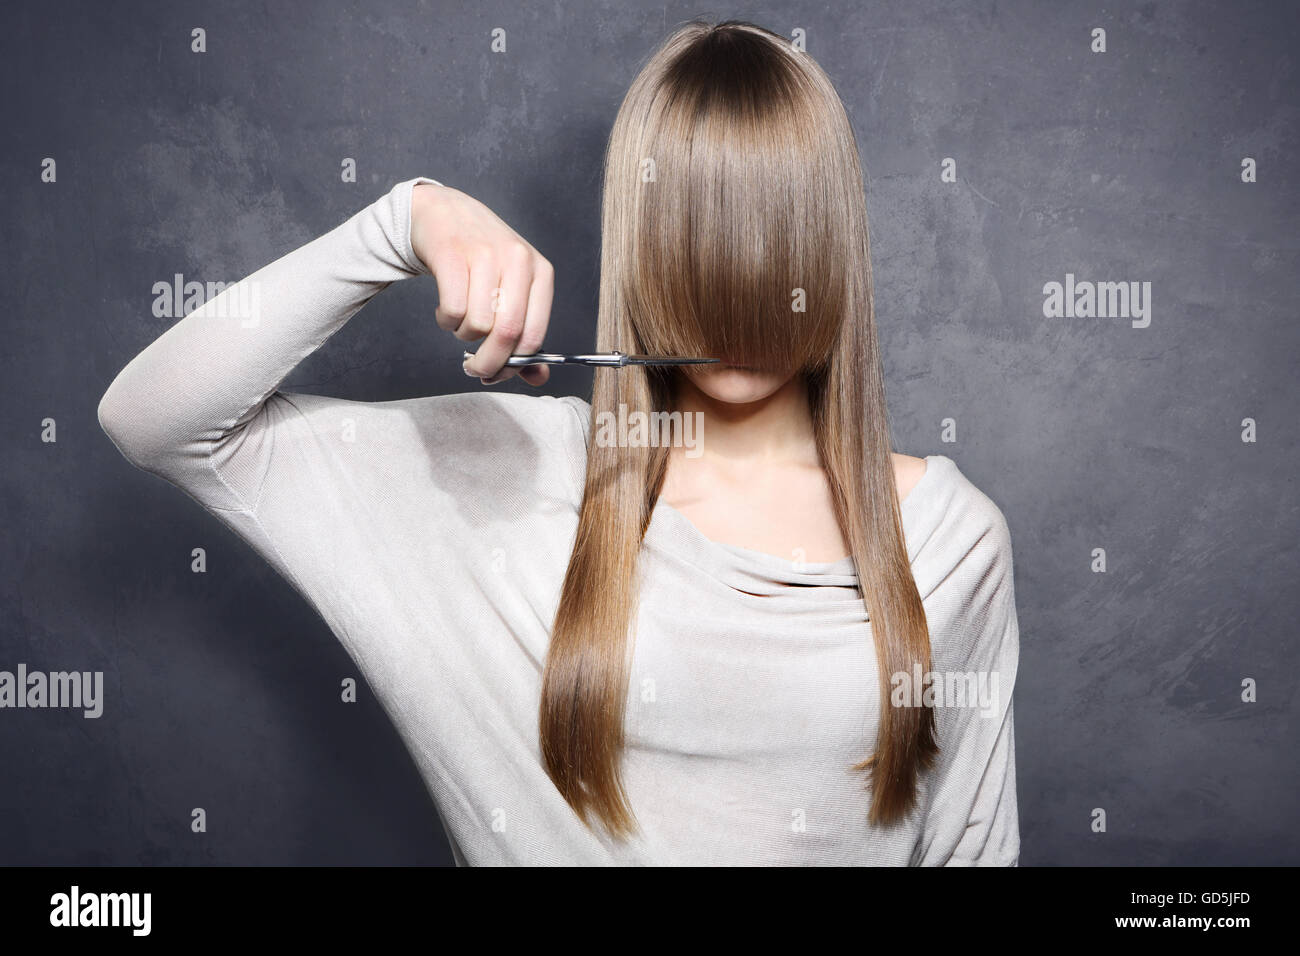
[98, 19, 1020, 865]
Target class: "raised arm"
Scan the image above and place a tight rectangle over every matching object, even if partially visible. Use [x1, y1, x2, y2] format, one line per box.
[98, 176, 556, 512]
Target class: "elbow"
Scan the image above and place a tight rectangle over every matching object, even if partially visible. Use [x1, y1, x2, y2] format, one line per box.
[97, 373, 171, 470]
[97, 377, 142, 463]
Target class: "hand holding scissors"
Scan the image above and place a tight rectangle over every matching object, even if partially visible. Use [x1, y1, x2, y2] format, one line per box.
[410, 182, 716, 384]
[410, 181, 560, 386]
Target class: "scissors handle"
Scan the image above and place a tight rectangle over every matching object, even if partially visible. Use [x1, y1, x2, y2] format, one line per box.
[504, 352, 573, 367]
[463, 350, 719, 368]
[463, 351, 629, 367]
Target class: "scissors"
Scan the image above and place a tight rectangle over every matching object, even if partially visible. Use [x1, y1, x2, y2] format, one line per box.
[462, 349, 719, 368]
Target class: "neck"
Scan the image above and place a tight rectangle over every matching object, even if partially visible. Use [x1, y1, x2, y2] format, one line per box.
[671, 373, 818, 465]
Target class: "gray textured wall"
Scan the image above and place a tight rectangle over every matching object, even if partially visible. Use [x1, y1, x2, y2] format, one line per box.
[1, 0, 1296, 865]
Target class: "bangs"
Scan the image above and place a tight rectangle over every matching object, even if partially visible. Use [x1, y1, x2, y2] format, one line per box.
[605, 25, 865, 373]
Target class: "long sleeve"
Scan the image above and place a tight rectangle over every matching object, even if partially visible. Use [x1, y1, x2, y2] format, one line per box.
[913, 495, 1022, 866]
[91, 172, 608, 867]
[97, 175, 443, 511]
[944, 603, 1020, 866]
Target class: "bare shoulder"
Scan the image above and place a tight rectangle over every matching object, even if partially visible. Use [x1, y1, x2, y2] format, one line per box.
[891, 452, 928, 504]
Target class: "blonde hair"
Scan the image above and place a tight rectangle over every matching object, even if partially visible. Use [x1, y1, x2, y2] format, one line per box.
[540, 19, 937, 838]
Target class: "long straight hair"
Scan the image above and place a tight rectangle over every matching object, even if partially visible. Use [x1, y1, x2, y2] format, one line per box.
[540, 19, 937, 838]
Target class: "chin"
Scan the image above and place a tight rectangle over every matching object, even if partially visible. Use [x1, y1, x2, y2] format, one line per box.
[683, 365, 793, 405]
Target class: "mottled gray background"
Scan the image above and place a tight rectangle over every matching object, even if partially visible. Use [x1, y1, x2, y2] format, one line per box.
[1, 0, 1296, 866]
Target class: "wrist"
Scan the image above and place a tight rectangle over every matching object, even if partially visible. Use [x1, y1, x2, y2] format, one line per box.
[408, 181, 444, 275]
